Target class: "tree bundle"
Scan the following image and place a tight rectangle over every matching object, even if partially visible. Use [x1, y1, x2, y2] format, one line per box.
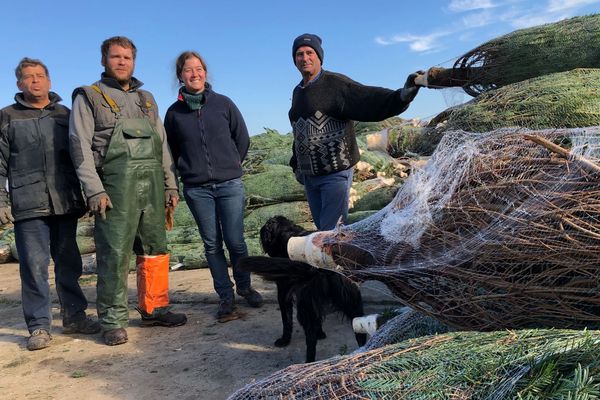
[430, 68, 600, 132]
[290, 127, 600, 331]
[423, 14, 600, 96]
[229, 329, 600, 399]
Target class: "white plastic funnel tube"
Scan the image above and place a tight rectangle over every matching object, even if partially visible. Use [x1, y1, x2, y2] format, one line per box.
[287, 232, 337, 269]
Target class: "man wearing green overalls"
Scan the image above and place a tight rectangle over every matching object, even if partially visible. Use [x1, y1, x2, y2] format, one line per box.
[69, 36, 187, 346]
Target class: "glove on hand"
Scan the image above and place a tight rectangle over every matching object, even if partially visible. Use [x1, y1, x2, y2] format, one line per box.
[0, 207, 14, 225]
[400, 70, 425, 103]
[165, 189, 179, 208]
[88, 192, 113, 220]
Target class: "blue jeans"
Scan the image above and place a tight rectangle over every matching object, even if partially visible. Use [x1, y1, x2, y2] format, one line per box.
[14, 215, 87, 333]
[183, 178, 250, 299]
[303, 168, 353, 231]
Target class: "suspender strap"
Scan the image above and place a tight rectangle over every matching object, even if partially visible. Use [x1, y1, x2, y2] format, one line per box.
[90, 84, 120, 114]
[88, 84, 153, 119]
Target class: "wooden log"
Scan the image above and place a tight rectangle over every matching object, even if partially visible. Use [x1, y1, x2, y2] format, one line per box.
[523, 134, 600, 174]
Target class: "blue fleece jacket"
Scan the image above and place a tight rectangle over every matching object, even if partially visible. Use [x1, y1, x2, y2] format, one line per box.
[164, 84, 249, 186]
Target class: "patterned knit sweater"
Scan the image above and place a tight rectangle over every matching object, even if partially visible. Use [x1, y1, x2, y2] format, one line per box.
[288, 70, 412, 176]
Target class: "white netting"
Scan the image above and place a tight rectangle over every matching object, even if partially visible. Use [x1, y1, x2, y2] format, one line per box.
[292, 127, 600, 331]
[356, 307, 449, 352]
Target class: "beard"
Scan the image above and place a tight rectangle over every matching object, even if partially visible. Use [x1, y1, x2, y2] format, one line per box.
[104, 68, 133, 86]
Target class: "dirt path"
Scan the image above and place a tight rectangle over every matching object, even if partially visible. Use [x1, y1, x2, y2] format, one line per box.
[0, 263, 396, 399]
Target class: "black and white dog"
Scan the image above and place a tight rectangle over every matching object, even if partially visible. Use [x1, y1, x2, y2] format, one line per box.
[238, 216, 366, 363]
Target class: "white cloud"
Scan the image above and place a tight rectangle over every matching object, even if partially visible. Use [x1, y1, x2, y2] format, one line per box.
[462, 10, 494, 28]
[547, 0, 600, 12]
[497, 0, 592, 29]
[375, 0, 598, 54]
[448, 0, 496, 12]
[375, 31, 452, 52]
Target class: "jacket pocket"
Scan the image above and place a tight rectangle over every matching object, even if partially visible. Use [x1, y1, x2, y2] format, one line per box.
[10, 172, 48, 212]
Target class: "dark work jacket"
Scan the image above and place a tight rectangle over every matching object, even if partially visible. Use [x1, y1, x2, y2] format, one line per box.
[164, 84, 249, 186]
[0, 92, 85, 221]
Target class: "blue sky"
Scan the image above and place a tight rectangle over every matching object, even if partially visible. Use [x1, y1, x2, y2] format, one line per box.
[1, 0, 599, 135]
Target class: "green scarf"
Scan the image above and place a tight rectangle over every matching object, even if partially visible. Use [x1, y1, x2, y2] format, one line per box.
[179, 88, 205, 110]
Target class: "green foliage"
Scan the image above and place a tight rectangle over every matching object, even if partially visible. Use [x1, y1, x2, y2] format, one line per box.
[355, 117, 405, 136]
[242, 164, 305, 209]
[244, 128, 294, 174]
[172, 199, 197, 227]
[0, 227, 14, 242]
[79, 275, 97, 286]
[388, 125, 444, 157]
[351, 185, 399, 212]
[244, 202, 313, 235]
[456, 14, 600, 95]
[167, 237, 264, 270]
[76, 236, 96, 255]
[70, 371, 87, 378]
[355, 330, 600, 399]
[346, 210, 379, 224]
[166, 226, 202, 245]
[433, 69, 600, 132]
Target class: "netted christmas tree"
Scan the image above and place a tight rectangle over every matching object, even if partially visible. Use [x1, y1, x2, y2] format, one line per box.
[229, 329, 600, 399]
[288, 127, 600, 331]
[419, 14, 600, 96]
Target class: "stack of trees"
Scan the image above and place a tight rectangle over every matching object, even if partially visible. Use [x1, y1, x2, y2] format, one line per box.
[229, 13, 600, 398]
[0, 119, 425, 270]
[166, 123, 420, 269]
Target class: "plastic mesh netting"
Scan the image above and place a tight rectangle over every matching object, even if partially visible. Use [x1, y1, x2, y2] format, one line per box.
[290, 127, 600, 331]
[357, 307, 449, 352]
[430, 68, 600, 132]
[229, 329, 600, 399]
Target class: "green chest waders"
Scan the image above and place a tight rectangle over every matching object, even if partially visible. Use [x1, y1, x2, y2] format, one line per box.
[94, 116, 170, 330]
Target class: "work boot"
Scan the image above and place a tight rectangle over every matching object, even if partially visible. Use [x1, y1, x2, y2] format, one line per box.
[140, 310, 187, 327]
[27, 329, 52, 351]
[103, 328, 128, 346]
[217, 296, 235, 318]
[236, 286, 264, 308]
[63, 315, 101, 334]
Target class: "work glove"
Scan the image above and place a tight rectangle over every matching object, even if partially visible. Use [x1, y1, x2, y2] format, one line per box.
[0, 206, 14, 225]
[87, 192, 113, 220]
[165, 205, 175, 231]
[165, 189, 179, 208]
[400, 70, 425, 103]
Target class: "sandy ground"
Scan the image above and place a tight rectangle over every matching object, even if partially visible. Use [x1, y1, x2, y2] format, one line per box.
[0, 262, 398, 400]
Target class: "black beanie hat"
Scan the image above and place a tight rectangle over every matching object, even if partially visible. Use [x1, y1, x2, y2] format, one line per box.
[292, 33, 324, 64]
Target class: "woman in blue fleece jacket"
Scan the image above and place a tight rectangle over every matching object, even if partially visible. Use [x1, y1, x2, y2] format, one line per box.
[164, 50, 262, 320]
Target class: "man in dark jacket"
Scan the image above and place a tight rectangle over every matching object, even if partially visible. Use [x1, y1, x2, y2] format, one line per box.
[0, 58, 100, 351]
[289, 33, 423, 230]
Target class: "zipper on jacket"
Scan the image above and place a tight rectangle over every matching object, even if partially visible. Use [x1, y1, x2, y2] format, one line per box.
[36, 113, 52, 213]
[196, 109, 213, 182]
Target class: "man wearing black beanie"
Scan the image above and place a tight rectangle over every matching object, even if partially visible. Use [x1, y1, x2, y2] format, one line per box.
[292, 33, 324, 65]
[289, 33, 424, 231]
